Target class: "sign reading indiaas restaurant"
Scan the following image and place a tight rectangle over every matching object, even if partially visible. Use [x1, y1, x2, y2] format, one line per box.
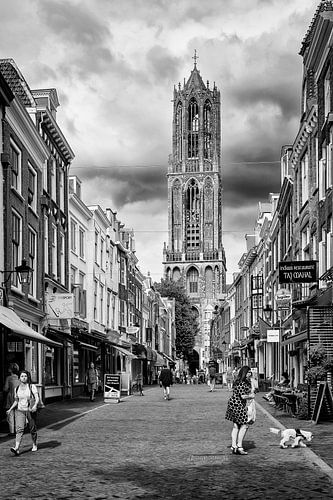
[279, 260, 317, 284]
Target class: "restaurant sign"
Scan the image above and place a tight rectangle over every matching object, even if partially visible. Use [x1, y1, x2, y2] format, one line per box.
[279, 260, 317, 284]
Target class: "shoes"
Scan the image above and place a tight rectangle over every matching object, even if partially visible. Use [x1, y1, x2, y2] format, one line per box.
[164, 396, 167, 400]
[231, 447, 238, 454]
[32, 444, 38, 452]
[10, 447, 19, 456]
[236, 447, 248, 455]
[262, 396, 270, 402]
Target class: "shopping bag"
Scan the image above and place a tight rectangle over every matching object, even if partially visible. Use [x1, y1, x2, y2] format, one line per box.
[247, 399, 256, 424]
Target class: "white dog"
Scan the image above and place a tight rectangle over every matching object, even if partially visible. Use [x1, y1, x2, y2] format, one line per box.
[270, 427, 313, 448]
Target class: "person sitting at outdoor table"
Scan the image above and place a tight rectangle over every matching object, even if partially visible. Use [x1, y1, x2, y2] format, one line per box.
[263, 371, 290, 403]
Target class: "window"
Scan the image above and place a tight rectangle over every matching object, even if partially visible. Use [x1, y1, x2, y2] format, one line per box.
[188, 98, 199, 158]
[324, 67, 331, 118]
[11, 212, 21, 287]
[44, 346, 60, 386]
[301, 225, 310, 260]
[100, 238, 104, 269]
[94, 231, 99, 263]
[51, 157, 57, 201]
[28, 227, 36, 296]
[10, 140, 21, 192]
[79, 228, 85, 259]
[59, 233, 65, 284]
[70, 219, 77, 253]
[100, 284, 104, 324]
[203, 100, 212, 161]
[44, 216, 49, 274]
[51, 225, 57, 278]
[28, 163, 37, 212]
[302, 79, 307, 114]
[187, 267, 199, 294]
[59, 169, 65, 211]
[94, 280, 98, 320]
[319, 226, 327, 286]
[176, 102, 183, 163]
[301, 153, 309, 206]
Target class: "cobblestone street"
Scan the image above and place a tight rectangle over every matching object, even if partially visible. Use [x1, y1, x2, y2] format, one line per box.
[1, 385, 333, 500]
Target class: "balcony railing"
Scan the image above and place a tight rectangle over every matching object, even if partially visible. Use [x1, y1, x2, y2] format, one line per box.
[165, 252, 182, 262]
[203, 250, 219, 260]
[185, 251, 200, 261]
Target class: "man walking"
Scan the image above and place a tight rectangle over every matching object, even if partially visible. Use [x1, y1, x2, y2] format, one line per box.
[85, 362, 98, 401]
[208, 359, 217, 392]
[159, 365, 173, 400]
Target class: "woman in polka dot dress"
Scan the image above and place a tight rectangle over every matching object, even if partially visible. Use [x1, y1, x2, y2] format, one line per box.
[225, 365, 254, 455]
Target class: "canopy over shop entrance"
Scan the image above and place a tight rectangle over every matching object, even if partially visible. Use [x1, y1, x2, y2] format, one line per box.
[0, 305, 62, 348]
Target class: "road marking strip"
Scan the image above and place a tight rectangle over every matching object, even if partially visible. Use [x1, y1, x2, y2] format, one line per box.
[43, 403, 111, 430]
[256, 400, 333, 485]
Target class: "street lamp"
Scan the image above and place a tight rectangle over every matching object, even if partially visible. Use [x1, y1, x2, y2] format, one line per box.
[263, 305, 273, 324]
[1, 259, 33, 286]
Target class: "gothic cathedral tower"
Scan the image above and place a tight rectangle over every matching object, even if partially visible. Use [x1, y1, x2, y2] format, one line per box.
[163, 55, 226, 369]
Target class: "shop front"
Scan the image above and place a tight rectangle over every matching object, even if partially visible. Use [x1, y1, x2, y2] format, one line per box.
[0, 305, 62, 409]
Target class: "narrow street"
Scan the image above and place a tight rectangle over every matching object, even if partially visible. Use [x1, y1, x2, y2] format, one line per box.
[1, 385, 333, 500]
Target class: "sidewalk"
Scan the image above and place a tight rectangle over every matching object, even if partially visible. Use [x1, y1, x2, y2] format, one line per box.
[258, 390, 333, 470]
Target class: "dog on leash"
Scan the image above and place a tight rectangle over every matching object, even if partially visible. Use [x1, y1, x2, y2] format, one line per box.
[270, 427, 313, 448]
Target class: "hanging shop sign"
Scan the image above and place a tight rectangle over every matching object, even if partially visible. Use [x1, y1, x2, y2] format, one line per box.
[104, 374, 121, 403]
[275, 288, 292, 311]
[267, 329, 280, 343]
[279, 261, 317, 284]
[46, 293, 74, 319]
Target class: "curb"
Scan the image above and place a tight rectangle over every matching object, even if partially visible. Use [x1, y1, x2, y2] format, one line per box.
[256, 400, 333, 485]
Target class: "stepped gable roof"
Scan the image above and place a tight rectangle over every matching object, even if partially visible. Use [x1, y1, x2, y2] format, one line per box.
[0, 58, 35, 107]
[184, 66, 207, 92]
[300, 1, 333, 56]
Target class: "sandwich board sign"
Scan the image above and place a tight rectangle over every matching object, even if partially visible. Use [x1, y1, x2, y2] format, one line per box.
[104, 374, 121, 403]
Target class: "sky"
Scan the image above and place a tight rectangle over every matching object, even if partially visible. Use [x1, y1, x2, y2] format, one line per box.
[0, 0, 321, 283]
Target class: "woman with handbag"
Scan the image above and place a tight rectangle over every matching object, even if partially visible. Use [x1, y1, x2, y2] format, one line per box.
[6, 370, 39, 456]
[225, 365, 255, 455]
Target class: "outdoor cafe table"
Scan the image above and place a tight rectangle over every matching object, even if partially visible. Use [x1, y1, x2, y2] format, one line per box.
[273, 388, 304, 415]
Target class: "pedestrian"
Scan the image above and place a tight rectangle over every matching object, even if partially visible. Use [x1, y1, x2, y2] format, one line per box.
[85, 361, 98, 401]
[3, 363, 20, 436]
[226, 369, 233, 391]
[136, 372, 144, 396]
[208, 359, 217, 392]
[159, 365, 173, 400]
[225, 365, 255, 455]
[6, 370, 39, 456]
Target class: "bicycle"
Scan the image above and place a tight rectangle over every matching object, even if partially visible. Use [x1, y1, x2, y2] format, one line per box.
[131, 379, 144, 396]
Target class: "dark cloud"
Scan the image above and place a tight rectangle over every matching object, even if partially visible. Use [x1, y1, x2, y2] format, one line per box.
[223, 163, 280, 209]
[76, 165, 167, 208]
[146, 46, 181, 82]
[36, 0, 114, 78]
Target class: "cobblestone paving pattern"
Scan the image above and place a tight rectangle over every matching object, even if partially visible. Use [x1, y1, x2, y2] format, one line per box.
[1, 385, 333, 500]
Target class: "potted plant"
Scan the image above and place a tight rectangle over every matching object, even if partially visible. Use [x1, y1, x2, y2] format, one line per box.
[306, 344, 333, 386]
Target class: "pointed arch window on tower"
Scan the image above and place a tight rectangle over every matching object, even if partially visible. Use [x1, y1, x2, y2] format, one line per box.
[187, 267, 199, 294]
[203, 100, 212, 164]
[188, 98, 199, 159]
[185, 179, 200, 250]
[176, 102, 183, 169]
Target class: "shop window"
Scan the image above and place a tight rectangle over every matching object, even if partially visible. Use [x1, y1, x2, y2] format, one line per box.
[73, 348, 85, 383]
[44, 346, 60, 385]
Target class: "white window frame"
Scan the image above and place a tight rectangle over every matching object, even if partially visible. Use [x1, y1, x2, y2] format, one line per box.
[10, 139, 22, 194]
[28, 162, 37, 213]
[52, 224, 57, 278]
[324, 67, 331, 119]
[28, 226, 37, 298]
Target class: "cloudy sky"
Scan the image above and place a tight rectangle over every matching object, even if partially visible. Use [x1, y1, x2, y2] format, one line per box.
[0, 0, 320, 282]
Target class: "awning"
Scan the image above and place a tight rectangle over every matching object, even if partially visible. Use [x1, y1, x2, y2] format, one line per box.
[78, 342, 98, 351]
[281, 331, 307, 346]
[160, 352, 174, 363]
[113, 345, 138, 358]
[154, 352, 165, 366]
[0, 306, 62, 348]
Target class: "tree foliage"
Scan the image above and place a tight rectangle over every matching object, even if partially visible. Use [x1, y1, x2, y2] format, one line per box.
[155, 279, 198, 358]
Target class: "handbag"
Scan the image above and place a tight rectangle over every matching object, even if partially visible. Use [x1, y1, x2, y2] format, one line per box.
[247, 399, 256, 424]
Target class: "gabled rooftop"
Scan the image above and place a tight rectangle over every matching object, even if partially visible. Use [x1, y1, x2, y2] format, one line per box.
[300, 1, 333, 56]
[0, 58, 35, 107]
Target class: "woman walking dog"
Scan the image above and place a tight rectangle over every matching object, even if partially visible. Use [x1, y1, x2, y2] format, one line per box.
[6, 370, 39, 456]
[225, 365, 255, 455]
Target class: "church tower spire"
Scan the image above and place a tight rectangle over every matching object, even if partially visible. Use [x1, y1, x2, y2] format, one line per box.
[163, 54, 226, 369]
